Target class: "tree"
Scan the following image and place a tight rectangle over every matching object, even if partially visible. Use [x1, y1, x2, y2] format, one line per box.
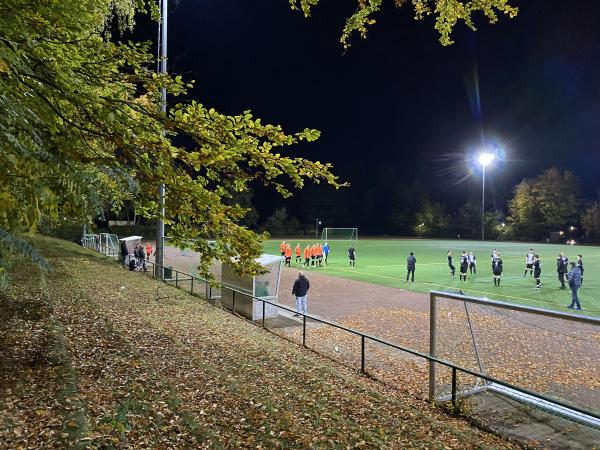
[260, 208, 303, 236]
[413, 199, 449, 237]
[290, 0, 518, 47]
[0, 0, 340, 286]
[581, 201, 600, 243]
[508, 168, 580, 240]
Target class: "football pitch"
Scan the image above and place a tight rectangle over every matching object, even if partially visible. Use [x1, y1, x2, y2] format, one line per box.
[263, 238, 600, 317]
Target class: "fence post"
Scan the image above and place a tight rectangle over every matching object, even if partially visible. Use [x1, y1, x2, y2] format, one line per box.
[451, 367, 457, 410]
[175, 270, 178, 287]
[262, 301, 266, 328]
[232, 290, 236, 313]
[191, 277, 194, 295]
[209, 284, 212, 301]
[361, 335, 366, 374]
[302, 314, 306, 347]
[429, 292, 437, 402]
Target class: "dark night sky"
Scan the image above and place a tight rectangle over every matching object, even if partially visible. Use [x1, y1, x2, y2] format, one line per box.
[136, 0, 600, 231]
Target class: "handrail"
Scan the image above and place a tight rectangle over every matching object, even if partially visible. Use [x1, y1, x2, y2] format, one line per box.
[87, 242, 600, 422]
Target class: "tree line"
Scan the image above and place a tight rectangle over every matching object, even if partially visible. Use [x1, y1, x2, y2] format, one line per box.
[259, 167, 600, 243]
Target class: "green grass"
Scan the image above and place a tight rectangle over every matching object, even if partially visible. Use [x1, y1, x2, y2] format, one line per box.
[264, 238, 600, 316]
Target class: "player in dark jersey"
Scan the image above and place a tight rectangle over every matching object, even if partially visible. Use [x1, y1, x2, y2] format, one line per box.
[447, 251, 455, 279]
[556, 252, 568, 289]
[577, 254, 584, 285]
[533, 254, 542, 289]
[492, 253, 503, 286]
[459, 251, 469, 282]
[348, 245, 356, 267]
[524, 249, 535, 277]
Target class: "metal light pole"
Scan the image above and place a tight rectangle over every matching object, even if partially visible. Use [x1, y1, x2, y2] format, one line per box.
[155, 0, 168, 280]
[315, 219, 321, 239]
[478, 153, 495, 241]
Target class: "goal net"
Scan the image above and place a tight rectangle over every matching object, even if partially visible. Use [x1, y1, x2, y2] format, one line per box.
[320, 228, 358, 241]
[429, 291, 600, 428]
[99, 233, 119, 259]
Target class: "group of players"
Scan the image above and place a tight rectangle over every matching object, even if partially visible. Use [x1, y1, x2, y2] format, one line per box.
[446, 248, 584, 289]
[279, 241, 330, 268]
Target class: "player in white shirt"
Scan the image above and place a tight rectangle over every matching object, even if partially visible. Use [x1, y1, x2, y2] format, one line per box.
[524, 248, 535, 277]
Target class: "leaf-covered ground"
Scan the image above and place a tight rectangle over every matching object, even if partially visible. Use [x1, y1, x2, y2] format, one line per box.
[0, 236, 518, 449]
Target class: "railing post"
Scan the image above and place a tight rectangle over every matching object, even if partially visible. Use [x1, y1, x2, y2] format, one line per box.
[262, 301, 266, 328]
[451, 367, 457, 410]
[232, 290, 236, 313]
[429, 292, 437, 402]
[175, 270, 178, 287]
[302, 314, 307, 347]
[361, 335, 366, 374]
[191, 277, 194, 295]
[209, 284, 212, 300]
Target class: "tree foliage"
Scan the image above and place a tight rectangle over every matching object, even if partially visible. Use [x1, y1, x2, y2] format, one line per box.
[581, 201, 600, 243]
[508, 168, 580, 240]
[290, 0, 518, 47]
[0, 0, 341, 285]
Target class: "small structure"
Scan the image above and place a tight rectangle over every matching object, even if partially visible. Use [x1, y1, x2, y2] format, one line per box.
[220, 254, 283, 321]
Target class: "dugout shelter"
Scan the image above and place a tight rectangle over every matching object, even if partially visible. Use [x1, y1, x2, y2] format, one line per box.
[220, 254, 283, 321]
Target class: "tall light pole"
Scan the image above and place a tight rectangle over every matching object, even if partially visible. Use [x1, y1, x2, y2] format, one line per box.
[478, 152, 495, 241]
[155, 0, 168, 280]
[315, 219, 321, 239]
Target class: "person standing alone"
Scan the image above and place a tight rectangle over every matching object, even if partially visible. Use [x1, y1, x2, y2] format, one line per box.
[492, 252, 503, 287]
[468, 252, 477, 275]
[292, 271, 310, 317]
[524, 249, 535, 277]
[557, 252, 568, 289]
[447, 251, 455, 279]
[406, 252, 416, 282]
[533, 254, 542, 289]
[348, 245, 356, 267]
[567, 262, 582, 310]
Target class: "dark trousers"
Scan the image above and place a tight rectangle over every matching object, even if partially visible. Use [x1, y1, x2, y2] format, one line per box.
[469, 263, 476, 274]
[558, 272, 566, 287]
[569, 286, 581, 309]
[406, 268, 415, 282]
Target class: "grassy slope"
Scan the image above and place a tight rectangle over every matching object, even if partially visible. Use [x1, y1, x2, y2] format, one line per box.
[264, 238, 600, 316]
[0, 236, 517, 449]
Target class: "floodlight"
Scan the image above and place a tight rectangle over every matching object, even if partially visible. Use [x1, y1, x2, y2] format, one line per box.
[559, 231, 564, 236]
[501, 223, 506, 227]
[570, 226, 575, 231]
[478, 152, 495, 167]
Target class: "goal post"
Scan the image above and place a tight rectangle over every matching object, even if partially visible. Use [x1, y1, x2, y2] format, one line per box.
[428, 290, 600, 429]
[320, 228, 358, 241]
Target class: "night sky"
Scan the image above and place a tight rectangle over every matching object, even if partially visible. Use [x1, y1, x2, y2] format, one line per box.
[136, 0, 600, 232]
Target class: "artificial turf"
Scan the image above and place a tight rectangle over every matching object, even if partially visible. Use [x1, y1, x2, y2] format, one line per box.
[263, 238, 600, 317]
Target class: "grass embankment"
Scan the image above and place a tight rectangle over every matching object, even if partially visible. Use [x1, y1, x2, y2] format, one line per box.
[0, 236, 516, 448]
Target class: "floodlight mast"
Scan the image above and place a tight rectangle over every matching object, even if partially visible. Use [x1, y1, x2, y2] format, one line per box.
[478, 152, 495, 241]
[155, 0, 167, 281]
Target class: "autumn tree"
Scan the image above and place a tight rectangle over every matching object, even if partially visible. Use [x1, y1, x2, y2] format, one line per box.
[290, 0, 518, 47]
[508, 168, 581, 240]
[581, 201, 600, 243]
[0, 0, 340, 287]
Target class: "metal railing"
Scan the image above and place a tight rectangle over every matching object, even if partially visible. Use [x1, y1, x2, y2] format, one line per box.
[85, 242, 600, 425]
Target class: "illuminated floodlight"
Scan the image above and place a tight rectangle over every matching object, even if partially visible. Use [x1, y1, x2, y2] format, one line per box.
[570, 226, 576, 231]
[559, 231, 564, 236]
[478, 152, 495, 167]
[501, 223, 506, 228]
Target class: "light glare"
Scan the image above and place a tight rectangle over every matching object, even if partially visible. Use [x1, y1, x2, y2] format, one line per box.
[478, 152, 495, 167]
